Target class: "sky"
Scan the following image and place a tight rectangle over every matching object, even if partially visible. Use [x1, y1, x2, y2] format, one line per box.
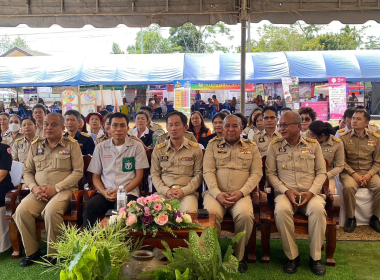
[1, 20, 380, 56]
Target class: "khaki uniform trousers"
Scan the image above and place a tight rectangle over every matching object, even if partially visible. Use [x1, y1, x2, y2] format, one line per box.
[203, 192, 254, 262]
[341, 173, 380, 219]
[274, 194, 326, 261]
[156, 192, 199, 213]
[13, 190, 72, 256]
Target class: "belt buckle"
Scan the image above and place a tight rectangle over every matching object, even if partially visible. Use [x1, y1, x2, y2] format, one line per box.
[171, 185, 180, 189]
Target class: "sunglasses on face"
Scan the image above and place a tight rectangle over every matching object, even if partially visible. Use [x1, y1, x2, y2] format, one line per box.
[302, 117, 311, 122]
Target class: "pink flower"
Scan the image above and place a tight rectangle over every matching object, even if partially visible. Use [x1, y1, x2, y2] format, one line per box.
[126, 213, 137, 226]
[176, 217, 183, 223]
[150, 194, 160, 201]
[144, 197, 152, 204]
[153, 203, 162, 211]
[137, 197, 145, 204]
[118, 208, 127, 220]
[136, 206, 141, 211]
[154, 214, 168, 226]
[144, 206, 150, 213]
[144, 212, 151, 216]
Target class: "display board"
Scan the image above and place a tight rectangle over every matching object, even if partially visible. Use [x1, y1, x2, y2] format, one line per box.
[329, 77, 347, 120]
[301, 102, 329, 121]
[282, 77, 299, 110]
[174, 80, 191, 118]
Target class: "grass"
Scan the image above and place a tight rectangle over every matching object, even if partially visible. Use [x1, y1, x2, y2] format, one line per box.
[0, 237, 367, 280]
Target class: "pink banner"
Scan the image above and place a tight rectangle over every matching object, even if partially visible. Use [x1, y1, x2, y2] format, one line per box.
[329, 77, 347, 120]
[301, 102, 328, 121]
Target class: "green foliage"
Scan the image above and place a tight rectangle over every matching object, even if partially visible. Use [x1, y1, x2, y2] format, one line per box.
[138, 226, 245, 280]
[0, 35, 29, 55]
[59, 242, 121, 280]
[110, 42, 125, 54]
[41, 222, 133, 273]
[175, 268, 189, 280]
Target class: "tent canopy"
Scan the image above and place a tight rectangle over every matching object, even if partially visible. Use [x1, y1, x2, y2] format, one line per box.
[1, 50, 380, 87]
[0, 0, 379, 28]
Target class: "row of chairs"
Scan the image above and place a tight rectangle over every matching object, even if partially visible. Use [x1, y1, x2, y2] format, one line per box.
[4, 153, 339, 266]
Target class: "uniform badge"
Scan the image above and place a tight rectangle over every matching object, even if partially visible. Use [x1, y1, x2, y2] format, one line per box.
[181, 157, 193, 161]
[259, 137, 265, 143]
[282, 164, 287, 170]
[36, 144, 45, 155]
[161, 152, 169, 161]
[7, 148, 11, 154]
[17, 144, 24, 150]
[309, 149, 313, 154]
[347, 140, 353, 145]
[201, 133, 206, 138]
[218, 144, 227, 154]
[367, 140, 376, 147]
[240, 149, 251, 154]
[219, 160, 225, 166]
[59, 150, 70, 155]
[279, 147, 286, 153]
[122, 157, 135, 172]
[324, 148, 332, 153]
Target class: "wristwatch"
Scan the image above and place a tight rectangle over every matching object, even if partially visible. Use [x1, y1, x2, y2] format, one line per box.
[55, 185, 61, 193]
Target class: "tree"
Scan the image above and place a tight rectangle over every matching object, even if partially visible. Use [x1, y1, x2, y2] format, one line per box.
[0, 35, 29, 55]
[169, 22, 233, 53]
[126, 24, 179, 54]
[110, 42, 124, 54]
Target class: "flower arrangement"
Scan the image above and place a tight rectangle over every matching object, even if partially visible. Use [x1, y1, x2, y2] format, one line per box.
[109, 194, 200, 237]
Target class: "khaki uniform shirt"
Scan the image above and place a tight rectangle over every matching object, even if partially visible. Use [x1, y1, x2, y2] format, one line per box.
[151, 138, 203, 197]
[36, 124, 44, 137]
[320, 135, 345, 179]
[367, 123, 379, 133]
[12, 135, 39, 166]
[2, 131, 23, 147]
[88, 137, 149, 197]
[252, 129, 281, 157]
[203, 137, 262, 199]
[340, 129, 380, 176]
[157, 131, 197, 145]
[335, 126, 349, 139]
[96, 133, 110, 145]
[266, 136, 327, 195]
[149, 122, 163, 132]
[23, 136, 84, 192]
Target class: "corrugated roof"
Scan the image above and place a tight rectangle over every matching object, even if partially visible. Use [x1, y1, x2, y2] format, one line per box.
[0, 47, 50, 57]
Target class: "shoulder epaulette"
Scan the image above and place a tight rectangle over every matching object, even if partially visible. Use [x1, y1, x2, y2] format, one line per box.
[188, 140, 199, 147]
[208, 136, 217, 143]
[156, 142, 166, 149]
[67, 136, 77, 143]
[184, 131, 193, 135]
[373, 132, 380, 138]
[15, 137, 23, 142]
[371, 123, 379, 128]
[271, 138, 280, 145]
[31, 136, 44, 145]
[337, 128, 345, 133]
[340, 131, 350, 137]
[81, 132, 91, 138]
[306, 138, 317, 143]
[332, 136, 341, 142]
[248, 139, 256, 146]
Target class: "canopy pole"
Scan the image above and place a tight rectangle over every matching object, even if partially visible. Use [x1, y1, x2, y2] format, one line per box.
[247, 22, 251, 52]
[240, 19, 247, 116]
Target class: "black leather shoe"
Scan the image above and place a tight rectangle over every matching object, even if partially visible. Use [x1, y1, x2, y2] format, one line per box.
[369, 216, 380, 233]
[238, 259, 248, 274]
[42, 257, 57, 268]
[20, 250, 41, 267]
[283, 255, 300, 274]
[309, 257, 326, 276]
[344, 217, 357, 233]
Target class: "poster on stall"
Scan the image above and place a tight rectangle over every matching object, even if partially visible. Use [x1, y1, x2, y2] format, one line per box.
[59, 86, 79, 115]
[174, 80, 191, 118]
[301, 102, 329, 121]
[136, 88, 147, 104]
[329, 77, 347, 120]
[282, 77, 299, 109]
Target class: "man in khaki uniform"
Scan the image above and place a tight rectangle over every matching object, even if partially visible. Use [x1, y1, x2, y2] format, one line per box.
[13, 113, 84, 267]
[253, 106, 281, 157]
[266, 111, 327, 276]
[32, 104, 47, 137]
[203, 115, 262, 274]
[84, 112, 149, 228]
[356, 105, 379, 133]
[340, 110, 380, 233]
[140, 106, 163, 131]
[151, 111, 203, 213]
[157, 130, 197, 145]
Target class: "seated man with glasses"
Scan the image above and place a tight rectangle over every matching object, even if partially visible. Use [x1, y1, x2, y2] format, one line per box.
[252, 106, 281, 157]
[266, 111, 327, 276]
[83, 112, 149, 228]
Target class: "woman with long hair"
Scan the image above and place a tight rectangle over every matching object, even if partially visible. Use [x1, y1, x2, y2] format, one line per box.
[244, 107, 262, 135]
[188, 111, 211, 147]
[253, 113, 265, 133]
[308, 121, 344, 194]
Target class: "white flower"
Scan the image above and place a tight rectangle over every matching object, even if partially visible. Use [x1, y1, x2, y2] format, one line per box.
[108, 215, 118, 226]
[182, 213, 192, 223]
[176, 217, 183, 223]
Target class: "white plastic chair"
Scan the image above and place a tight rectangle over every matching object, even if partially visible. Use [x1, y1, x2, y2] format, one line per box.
[10, 161, 23, 187]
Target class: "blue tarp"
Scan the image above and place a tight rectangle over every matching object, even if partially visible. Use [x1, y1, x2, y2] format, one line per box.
[1, 50, 380, 87]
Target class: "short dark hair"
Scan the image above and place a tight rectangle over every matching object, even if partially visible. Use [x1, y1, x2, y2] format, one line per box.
[80, 114, 88, 133]
[262, 106, 278, 117]
[109, 112, 129, 126]
[343, 107, 356, 119]
[354, 110, 371, 122]
[280, 107, 292, 113]
[99, 109, 110, 117]
[104, 113, 113, 124]
[64, 110, 81, 121]
[9, 114, 22, 123]
[309, 121, 336, 136]
[21, 116, 36, 125]
[32, 103, 47, 114]
[233, 112, 248, 129]
[166, 111, 187, 126]
[140, 106, 153, 114]
[136, 111, 150, 121]
[212, 112, 227, 122]
[0, 112, 9, 118]
[298, 107, 317, 122]
[356, 105, 366, 110]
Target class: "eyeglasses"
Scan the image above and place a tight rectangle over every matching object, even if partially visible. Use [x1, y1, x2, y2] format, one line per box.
[111, 123, 128, 129]
[278, 123, 300, 129]
[302, 117, 311, 122]
[263, 116, 277, 121]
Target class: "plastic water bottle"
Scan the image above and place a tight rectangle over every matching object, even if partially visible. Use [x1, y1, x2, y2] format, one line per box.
[117, 186, 126, 210]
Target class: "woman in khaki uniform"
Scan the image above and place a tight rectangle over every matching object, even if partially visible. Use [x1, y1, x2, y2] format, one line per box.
[308, 121, 345, 194]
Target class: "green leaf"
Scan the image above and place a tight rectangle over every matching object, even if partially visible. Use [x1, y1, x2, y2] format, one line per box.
[68, 243, 89, 272]
[221, 255, 239, 274]
[103, 247, 111, 276]
[231, 230, 245, 245]
[188, 227, 215, 261]
[97, 248, 105, 276]
[104, 267, 121, 280]
[60, 270, 68, 280]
